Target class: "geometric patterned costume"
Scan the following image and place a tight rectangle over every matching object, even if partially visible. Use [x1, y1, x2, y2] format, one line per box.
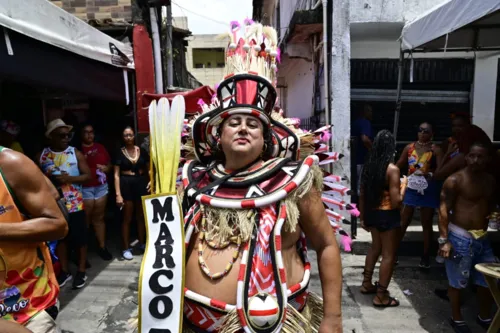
[178, 20, 358, 333]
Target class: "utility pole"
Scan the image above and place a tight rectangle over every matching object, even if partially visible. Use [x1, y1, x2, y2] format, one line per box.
[330, 0, 351, 185]
[166, 2, 174, 89]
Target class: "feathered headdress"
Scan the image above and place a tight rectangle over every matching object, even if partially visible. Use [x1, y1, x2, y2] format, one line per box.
[176, 21, 358, 251]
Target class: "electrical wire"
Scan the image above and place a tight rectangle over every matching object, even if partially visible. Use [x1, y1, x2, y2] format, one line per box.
[171, 1, 229, 27]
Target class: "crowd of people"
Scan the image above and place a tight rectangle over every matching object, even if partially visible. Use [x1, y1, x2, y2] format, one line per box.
[355, 108, 500, 333]
[0, 105, 498, 333]
[33, 119, 152, 290]
[0, 117, 150, 332]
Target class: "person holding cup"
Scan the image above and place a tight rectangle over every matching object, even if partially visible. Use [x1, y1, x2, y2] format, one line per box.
[37, 118, 91, 289]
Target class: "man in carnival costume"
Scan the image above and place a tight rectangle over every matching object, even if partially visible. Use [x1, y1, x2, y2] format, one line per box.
[174, 20, 358, 333]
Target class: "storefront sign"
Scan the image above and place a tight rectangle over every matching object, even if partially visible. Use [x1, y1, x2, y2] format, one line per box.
[139, 194, 184, 333]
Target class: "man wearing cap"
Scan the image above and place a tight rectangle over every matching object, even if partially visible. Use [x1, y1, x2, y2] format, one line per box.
[0, 120, 23, 154]
[36, 119, 91, 290]
[0, 143, 67, 331]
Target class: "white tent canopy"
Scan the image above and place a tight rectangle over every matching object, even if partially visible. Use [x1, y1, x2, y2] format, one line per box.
[0, 0, 134, 69]
[401, 0, 500, 52]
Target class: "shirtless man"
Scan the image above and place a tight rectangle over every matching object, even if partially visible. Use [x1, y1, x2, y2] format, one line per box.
[438, 142, 497, 333]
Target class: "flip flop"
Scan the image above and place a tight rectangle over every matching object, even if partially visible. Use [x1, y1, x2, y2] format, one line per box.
[373, 295, 400, 308]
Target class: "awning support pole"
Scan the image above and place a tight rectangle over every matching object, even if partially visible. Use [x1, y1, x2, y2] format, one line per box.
[166, 3, 174, 89]
[393, 47, 404, 140]
[131, 72, 138, 137]
[149, 7, 164, 94]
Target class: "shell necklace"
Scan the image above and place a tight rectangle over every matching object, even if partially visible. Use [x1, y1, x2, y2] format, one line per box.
[123, 146, 139, 164]
[416, 141, 432, 147]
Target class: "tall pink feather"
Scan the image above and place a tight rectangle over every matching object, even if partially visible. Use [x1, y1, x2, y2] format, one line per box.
[321, 130, 331, 143]
[341, 235, 352, 252]
[349, 203, 360, 217]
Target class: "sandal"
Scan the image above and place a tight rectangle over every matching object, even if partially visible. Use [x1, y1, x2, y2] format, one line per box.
[360, 269, 378, 294]
[373, 284, 400, 308]
[449, 318, 472, 333]
[476, 315, 492, 330]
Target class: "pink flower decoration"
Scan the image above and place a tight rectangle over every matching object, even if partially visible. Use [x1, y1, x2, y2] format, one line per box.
[230, 20, 241, 30]
[197, 98, 206, 106]
[244, 18, 254, 25]
[289, 118, 301, 127]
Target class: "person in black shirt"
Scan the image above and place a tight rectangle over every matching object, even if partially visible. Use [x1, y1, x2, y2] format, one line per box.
[113, 126, 149, 260]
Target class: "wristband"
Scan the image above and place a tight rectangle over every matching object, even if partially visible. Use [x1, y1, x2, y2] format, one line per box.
[438, 237, 447, 245]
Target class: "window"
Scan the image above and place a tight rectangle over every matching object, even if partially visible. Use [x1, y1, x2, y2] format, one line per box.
[192, 48, 225, 69]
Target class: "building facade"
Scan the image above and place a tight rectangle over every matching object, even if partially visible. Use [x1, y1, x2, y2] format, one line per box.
[253, 0, 500, 142]
[184, 34, 227, 88]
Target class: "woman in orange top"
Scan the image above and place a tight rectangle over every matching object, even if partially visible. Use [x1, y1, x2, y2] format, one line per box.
[360, 130, 407, 308]
[396, 122, 443, 270]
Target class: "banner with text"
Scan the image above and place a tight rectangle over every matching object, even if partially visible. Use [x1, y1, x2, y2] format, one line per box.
[139, 194, 184, 333]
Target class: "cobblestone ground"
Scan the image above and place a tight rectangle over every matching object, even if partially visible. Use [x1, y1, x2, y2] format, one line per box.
[58, 247, 489, 333]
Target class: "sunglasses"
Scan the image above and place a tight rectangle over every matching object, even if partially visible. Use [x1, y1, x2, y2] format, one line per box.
[56, 132, 74, 140]
[418, 127, 431, 134]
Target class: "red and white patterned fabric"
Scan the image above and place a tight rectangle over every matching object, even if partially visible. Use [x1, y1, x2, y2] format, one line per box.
[179, 19, 358, 333]
[182, 157, 321, 333]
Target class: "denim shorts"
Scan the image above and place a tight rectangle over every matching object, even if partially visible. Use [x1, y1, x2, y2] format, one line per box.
[445, 230, 498, 289]
[82, 183, 108, 200]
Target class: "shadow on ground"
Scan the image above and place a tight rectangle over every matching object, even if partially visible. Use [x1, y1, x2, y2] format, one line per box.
[58, 205, 141, 311]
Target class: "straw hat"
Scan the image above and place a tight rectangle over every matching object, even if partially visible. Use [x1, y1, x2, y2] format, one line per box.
[45, 119, 73, 138]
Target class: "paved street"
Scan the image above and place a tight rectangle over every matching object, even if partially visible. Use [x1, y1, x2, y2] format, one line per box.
[57, 236, 490, 333]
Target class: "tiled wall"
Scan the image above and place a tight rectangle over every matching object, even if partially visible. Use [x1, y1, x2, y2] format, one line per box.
[50, 0, 132, 22]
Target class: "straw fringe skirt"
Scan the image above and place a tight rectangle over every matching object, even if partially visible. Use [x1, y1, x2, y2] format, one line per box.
[182, 292, 324, 333]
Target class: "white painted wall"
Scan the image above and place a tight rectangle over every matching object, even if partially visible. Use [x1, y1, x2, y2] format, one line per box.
[279, 0, 299, 42]
[331, 0, 352, 185]
[472, 52, 500, 139]
[265, 0, 450, 37]
[350, 40, 475, 59]
[278, 57, 315, 118]
[350, 0, 449, 23]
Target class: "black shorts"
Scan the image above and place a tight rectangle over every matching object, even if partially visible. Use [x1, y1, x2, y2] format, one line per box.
[120, 175, 148, 202]
[65, 210, 87, 247]
[365, 209, 401, 232]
